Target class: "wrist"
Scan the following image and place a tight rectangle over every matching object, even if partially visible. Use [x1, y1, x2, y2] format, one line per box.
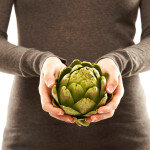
[41, 56, 62, 71]
[45, 56, 62, 64]
[98, 58, 120, 73]
[97, 57, 120, 75]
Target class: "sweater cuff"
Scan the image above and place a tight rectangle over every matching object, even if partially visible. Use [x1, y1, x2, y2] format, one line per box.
[39, 55, 67, 75]
[19, 48, 67, 77]
[95, 49, 132, 77]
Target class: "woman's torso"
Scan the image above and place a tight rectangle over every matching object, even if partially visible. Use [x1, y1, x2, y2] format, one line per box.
[2, 0, 150, 149]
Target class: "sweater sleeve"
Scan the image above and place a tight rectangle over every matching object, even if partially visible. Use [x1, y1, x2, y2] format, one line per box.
[95, 0, 150, 78]
[0, 0, 67, 77]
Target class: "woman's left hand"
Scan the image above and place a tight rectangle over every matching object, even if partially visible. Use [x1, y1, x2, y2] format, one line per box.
[86, 58, 124, 123]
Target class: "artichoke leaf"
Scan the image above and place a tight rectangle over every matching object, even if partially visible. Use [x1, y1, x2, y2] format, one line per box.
[69, 59, 82, 68]
[92, 64, 102, 76]
[73, 117, 80, 126]
[81, 61, 93, 67]
[69, 67, 97, 88]
[100, 76, 107, 98]
[59, 86, 74, 107]
[59, 73, 70, 87]
[52, 98, 59, 108]
[68, 83, 84, 103]
[84, 86, 99, 103]
[83, 110, 98, 117]
[75, 118, 90, 127]
[90, 68, 100, 80]
[80, 78, 97, 92]
[70, 64, 83, 73]
[103, 72, 109, 81]
[69, 70, 83, 84]
[97, 93, 108, 108]
[58, 67, 72, 83]
[73, 98, 96, 114]
[51, 85, 59, 104]
[90, 68, 101, 89]
[61, 105, 81, 116]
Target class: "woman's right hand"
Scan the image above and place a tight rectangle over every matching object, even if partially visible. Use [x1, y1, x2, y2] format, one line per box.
[38, 57, 75, 123]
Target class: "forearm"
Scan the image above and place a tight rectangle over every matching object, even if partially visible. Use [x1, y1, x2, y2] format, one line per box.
[0, 33, 66, 77]
[96, 36, 150, 78]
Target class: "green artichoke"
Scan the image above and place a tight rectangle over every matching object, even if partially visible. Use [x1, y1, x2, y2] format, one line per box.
[51, 59, 113, 127]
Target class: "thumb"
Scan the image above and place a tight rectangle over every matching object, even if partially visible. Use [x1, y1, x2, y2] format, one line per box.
[106, 73, 119, 94]
[54, 64, 66, 79]
[44, 71, 56, 88]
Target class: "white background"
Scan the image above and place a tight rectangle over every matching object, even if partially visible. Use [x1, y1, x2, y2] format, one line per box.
[0, 7, 150, 148]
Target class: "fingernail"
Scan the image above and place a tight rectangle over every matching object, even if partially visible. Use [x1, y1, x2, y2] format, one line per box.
[59, 111, 64, 115]
[85, 119, 89, 123]
[47, 82, 54, 87]
[98, 111, 103, 114]
[71, 119, 75, 123]
[86, 120, 90, 123]
[91, 117, 97, 122]
[107, 86, 114, 93]
[68, 119, 74, 123]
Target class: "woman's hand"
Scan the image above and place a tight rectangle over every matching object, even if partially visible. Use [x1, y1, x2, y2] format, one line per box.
[39, 57, 75, 123]
[86, 58, 124, 123]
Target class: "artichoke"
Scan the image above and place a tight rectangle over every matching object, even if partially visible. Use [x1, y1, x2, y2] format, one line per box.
[51, 59, 113, 127]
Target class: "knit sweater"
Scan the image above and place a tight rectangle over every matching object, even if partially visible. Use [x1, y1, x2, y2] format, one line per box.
[1, 0, 150, 149]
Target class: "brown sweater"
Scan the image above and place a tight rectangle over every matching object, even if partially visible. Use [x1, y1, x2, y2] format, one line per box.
[1, 0, 150, 149]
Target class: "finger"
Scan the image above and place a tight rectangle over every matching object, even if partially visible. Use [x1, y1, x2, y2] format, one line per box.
[86, 110, 115, 123]
[106, 71, 119, 94]
[39, 76, 64, 115]
[98, 75, 124, 114]
[49, 113, 75, 123]
[40, 95, 64, 115]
